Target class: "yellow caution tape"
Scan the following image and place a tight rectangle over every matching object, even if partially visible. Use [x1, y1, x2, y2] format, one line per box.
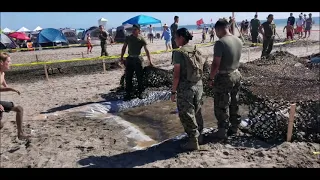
[313, 152, 320, 155]
[11, 42, 215, 67]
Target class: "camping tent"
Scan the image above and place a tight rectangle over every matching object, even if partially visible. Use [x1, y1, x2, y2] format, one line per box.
[33, 26, 42, 31]
[2, 28, 12, 33]
[61, 28, 79, 44]
[122, 15, 161, 26]
[17, 27, 30, 32]
[76, 28, 85, 39]
[36, 28, 68, 47]
[81, 26, 103, 45]
[0, 33, 18, 49]
[114, 24, 133, 43]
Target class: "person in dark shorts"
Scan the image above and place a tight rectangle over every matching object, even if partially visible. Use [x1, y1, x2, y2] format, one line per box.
[259, 14, 276, 58]
[229, 16, 234, 35]
[170, 16, 179, 64]
[304, 13, 313, 38]
[209, 27, 215, 42]
[120, 24, 154, 101]
[208, 19, 243, 140]
[250, 14, 261, 45]
[0, 52, 30, 140]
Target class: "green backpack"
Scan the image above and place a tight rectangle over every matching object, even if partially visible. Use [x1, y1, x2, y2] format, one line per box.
[178, 45, 204, 83]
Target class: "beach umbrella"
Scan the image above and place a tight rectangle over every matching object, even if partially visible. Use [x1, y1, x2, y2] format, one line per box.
[122, 15, 161, 26]
[8, 32, 30, 40]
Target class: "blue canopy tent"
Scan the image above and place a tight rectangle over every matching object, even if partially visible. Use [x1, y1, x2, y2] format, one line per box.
[122, 15, 161, 26]
[36, 28, 68, 47]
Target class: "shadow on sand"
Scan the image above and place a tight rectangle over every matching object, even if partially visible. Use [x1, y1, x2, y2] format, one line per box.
[77, 134, 281, 168]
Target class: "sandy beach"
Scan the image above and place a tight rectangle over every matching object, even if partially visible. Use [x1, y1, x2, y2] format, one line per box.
[1, 26, 319, 168]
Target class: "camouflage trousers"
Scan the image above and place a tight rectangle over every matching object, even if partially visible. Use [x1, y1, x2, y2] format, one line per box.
[177, 83, 204, 138]
[213, 70, 242, 129]
[261, 37, 274, 58]
[100, 42, 108, 56]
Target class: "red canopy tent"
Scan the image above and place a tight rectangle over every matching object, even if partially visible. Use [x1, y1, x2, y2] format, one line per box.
[8, 32, 30, 40]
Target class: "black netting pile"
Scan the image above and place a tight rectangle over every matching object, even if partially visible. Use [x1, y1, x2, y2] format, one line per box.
[239, 51, 320, 143]
[105, 51, 319, 143]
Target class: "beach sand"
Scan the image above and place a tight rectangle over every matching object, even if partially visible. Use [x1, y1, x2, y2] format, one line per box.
[1, 27, 319, 168]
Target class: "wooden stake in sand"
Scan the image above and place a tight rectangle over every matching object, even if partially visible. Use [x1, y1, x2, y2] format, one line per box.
[44, 64, 49, 81]
[102, 59, 106, 73]
[81, 52, 84, 58]
[36, 54, 39, 62]
[287, 103, 296, 142]
[306, 39, 309, 52]
[247, 47, 250, 61]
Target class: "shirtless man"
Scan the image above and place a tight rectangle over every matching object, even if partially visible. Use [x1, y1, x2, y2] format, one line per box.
[0, 52, 29, 140]
[87, 33, 93, 54]
[283, 21, 294, 40]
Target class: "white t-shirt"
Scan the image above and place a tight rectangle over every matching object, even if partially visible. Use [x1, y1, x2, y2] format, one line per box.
[297, 19, 305, 26]
[148, 27, 154, 34]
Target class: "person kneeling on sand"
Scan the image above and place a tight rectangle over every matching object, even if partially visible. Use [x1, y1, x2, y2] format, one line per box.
[0, 52, 30, 140]
[171, 28, 205, 151]
[120, 24, 154, 101]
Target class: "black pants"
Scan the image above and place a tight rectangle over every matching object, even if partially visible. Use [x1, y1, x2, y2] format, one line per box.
[100, 42, 108, 56]
[261, 37, 274, 58]
[125, 57, 144, 95]
[251, 31, 258, 44]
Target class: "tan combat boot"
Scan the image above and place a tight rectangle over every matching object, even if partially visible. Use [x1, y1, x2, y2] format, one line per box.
[180, 137, 200, 151]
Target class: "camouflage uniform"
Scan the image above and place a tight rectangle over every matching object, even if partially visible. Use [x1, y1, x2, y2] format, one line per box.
[212, 36, 243, 138]
[99, 30, 109, 56]
[173, 45, 204, 142]
[261, 21, 276, 58]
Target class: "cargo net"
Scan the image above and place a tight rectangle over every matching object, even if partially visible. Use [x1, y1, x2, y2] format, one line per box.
[104, 51, 319, 143]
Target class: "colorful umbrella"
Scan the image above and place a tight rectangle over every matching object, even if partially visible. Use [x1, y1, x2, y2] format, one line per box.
[8, 32, 30, 40]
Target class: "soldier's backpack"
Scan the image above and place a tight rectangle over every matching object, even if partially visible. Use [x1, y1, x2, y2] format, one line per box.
[178, 45, 205, 83]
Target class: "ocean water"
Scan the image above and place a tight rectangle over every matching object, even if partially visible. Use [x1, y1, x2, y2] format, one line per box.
[151, 17, 319, 31]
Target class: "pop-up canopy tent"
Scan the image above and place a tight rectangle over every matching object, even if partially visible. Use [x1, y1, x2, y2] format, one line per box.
[61, 28, 79, 44]
[36, 28, 68, 47]
[8, 32, 31, 41]
[122, 15, 162, 26]
[17, 27, 30, 32]
[0, 33, 18, 49]
[2, 28, 12, 33]
[33, 26, 43, 31]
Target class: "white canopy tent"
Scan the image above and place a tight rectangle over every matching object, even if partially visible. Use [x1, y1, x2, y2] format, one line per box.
[98, 18, 108, 27]
[2, 28, 12, 33]
[17, 27, 30, 32]
[33, 26, 42, 31]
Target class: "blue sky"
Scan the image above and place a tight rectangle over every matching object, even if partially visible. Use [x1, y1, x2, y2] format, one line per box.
[1, 12, 319, 30]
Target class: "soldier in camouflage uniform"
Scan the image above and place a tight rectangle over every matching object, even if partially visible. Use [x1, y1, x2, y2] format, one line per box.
[209, 19, 243, 140]
[171, 28, 205, 151]
[170, 16, 179, 64]
[259, 14, 276, 58]
[99, 25, 109, 57]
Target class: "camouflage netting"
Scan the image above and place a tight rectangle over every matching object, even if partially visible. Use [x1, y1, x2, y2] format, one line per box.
[238, 51, 319, 143]
[107, 50, 319, 143]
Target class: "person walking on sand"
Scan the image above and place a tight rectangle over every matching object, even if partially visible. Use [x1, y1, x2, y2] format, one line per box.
[259, 14, 276, 59]
[0, 52, 30, 140]
[86, 33, 93, 54]
[208, 19, 243, 140]
[287, 13, 295, 26]
[171, 28, 205, 151]
[161, 24, 172, 51]
[250, 14, 261, 46]
[283, 21, 294, 40]
[209, 27, 215, 42]
[170, 16, 179, 64]
[99, 25, 110, 56]
[120, 24, 154, 101]
[304, 13, 313, 38]
[201, 27, 206, 43]
[296, 15, 305, 38]
[148, 25, 154, 43]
